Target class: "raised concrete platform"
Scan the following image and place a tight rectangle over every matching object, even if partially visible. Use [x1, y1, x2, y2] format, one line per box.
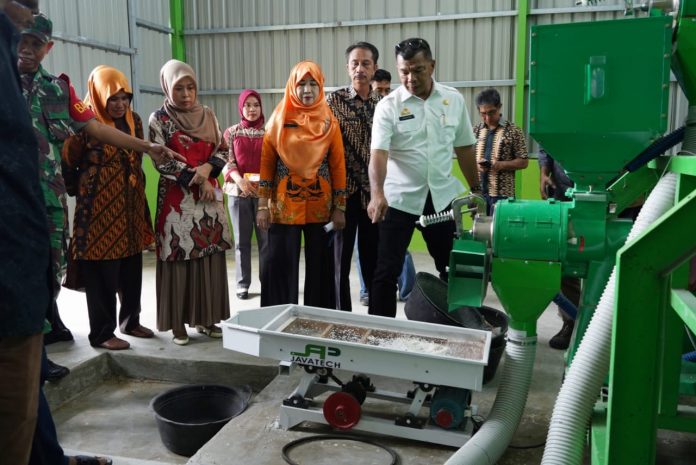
[46, 251, 570, 464]
[48, 250, 695, 465]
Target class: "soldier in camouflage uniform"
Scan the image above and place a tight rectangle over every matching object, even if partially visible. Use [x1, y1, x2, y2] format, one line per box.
[18, 13, 94, 343]
[17, 13, 183, 348]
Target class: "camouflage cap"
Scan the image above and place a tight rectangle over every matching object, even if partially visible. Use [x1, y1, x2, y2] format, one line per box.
[21, 13, 52, 43]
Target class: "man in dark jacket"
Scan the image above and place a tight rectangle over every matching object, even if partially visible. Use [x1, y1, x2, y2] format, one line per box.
[0, 2, 51, 463]
[538, 148, 581, 350]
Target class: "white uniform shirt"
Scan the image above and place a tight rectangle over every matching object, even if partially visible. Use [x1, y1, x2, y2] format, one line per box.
[371, 80, 476, 215]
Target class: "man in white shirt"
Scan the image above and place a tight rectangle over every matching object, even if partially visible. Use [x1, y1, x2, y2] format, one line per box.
[367, 37, 480, 317]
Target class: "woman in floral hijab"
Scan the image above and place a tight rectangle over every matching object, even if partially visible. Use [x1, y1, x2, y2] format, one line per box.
[148, 59, 231, 345]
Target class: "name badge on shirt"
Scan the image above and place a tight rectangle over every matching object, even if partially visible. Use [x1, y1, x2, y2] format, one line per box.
[399, 114, 415, 121]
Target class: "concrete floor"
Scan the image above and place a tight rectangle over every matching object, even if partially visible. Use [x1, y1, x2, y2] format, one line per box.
[44, 250, 694, 464]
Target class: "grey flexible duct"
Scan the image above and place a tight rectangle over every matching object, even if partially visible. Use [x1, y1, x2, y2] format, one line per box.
[444, 328, 537, 465]
[540, 172, 677, 465]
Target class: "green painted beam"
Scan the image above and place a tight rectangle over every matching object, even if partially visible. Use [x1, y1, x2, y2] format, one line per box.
[170, 0, 186, 61]
[671, 289, 696, 335]
[679, 360, 696, 396]
[657, 408, 696, 433]
[606, 190, 696, 465]
[650, 155, 696, 177]
[514, 0, 529, 199]
[606, 166, 659, 216]
[143, 0, 186, 229]
[514, 0, 529, 128]
[591, 407, 608, 465]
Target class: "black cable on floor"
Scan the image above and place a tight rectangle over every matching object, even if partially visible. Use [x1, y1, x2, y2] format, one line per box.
[281, 434, 399, 465]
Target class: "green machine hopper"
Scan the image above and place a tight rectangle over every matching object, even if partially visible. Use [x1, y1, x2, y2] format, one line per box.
[530, 16, 672, 189]
[449, 15, 673, 336]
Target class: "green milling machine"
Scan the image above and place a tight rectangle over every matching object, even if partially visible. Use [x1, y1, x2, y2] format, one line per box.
[441, 1, 696, 464]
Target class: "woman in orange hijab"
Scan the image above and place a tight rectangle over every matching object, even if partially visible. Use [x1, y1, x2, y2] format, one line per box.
[257, 60, 347, 307]
[62, 65, 155, 350]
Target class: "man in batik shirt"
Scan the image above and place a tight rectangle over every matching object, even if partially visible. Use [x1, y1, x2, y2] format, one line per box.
[327, 41, 381, 311]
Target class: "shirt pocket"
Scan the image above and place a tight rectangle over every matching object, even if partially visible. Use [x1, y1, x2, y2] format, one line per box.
[439, 113, 460, 145]
[395, 116, 420, 134]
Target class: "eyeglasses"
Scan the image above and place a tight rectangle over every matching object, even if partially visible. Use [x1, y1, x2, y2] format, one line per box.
[479, 109, 499, 118]
[395, 38, 430, 54]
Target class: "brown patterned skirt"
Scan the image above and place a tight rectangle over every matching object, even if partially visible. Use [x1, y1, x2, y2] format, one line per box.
[156, 252, 230, 331]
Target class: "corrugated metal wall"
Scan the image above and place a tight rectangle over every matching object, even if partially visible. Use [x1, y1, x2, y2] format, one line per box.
[38, 0, 171, 121]
[21, 0, 690, 245]
[185, 0, 520, 130]
[180, 0, 686, 150]
[31, 0, 687, 144]
[181, 1, 634, 131]
[36, 0, 172, 227]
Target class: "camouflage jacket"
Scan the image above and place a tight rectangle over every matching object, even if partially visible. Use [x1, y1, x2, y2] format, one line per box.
[21, 66, 91, 211]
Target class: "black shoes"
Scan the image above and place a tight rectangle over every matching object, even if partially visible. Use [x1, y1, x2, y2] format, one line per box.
[549, 321, 575, 350]
[44, 327, 74, 345]
[236, 290, 249, 300]
[46, 358, 70, 383]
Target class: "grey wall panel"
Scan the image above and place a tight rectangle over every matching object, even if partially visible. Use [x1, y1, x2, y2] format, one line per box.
[41, 0, 130, 47]
[140, 93, 167, 122]
[42, 44, 131, 99]
[668, 83, 688, 154]
[31, 1, 688, 144]
[136, 0, 170, 24]
[138, 28, 172, 88]
[36, 0, 171, 128]
[184, 2, 522, 130]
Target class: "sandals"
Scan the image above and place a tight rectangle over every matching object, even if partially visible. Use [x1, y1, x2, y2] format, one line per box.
[172, 329, 189, 346]
[70, 455, 113, 465]
[196, 325, 222, 338]
[171, 325, 221, 344]
[172, 335, 190, 345]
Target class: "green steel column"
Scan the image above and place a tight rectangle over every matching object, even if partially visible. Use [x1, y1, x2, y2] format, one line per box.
[606, 191, 696, 465]
[170, 0, 186, 61]
[143, 0, 186, 227]
[657, 167, 695, 422]
[514, 0, 529, 199]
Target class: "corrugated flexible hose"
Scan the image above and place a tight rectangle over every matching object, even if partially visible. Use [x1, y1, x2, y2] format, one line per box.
[444, 328, 537, 465]
[540, 172, 677, 465]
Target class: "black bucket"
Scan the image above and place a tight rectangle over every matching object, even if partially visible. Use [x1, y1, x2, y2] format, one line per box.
[150, 384, 252, 456]
[405, 272, 508, 384]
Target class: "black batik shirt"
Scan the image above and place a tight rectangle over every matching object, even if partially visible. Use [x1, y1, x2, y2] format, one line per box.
[327, 86, 381, 208]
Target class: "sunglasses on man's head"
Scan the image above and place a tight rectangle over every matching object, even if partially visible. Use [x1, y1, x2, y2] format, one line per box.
[395, 38, 430, 54]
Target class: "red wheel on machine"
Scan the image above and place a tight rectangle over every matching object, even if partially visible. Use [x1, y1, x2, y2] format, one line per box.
[323, 392, 361, 430]
[434, 408, 455, 429]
